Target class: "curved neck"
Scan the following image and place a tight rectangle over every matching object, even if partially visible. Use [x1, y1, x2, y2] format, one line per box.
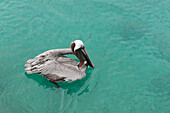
[79, 60, 84, 68]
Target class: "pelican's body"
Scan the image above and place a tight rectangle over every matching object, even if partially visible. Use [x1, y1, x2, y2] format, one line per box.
[25, 40, 94, 88]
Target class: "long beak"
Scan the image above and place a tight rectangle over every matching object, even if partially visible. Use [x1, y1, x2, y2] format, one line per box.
[79, 47, 95, 68]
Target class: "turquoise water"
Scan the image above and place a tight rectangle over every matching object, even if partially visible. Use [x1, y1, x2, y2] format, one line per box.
[0, 0, 170, 112]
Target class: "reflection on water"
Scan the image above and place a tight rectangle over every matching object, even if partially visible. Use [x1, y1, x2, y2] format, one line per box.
[25, 69, 92, 95]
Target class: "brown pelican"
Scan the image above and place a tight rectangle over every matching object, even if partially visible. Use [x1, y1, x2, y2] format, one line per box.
[25, 40, 95, 89]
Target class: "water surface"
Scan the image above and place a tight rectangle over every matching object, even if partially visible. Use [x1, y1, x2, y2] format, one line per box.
[0, 0, 169, 113]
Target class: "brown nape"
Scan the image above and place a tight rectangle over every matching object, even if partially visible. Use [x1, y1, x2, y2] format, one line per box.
[79, 60, 84, 68]
[71, 42, 75, 54]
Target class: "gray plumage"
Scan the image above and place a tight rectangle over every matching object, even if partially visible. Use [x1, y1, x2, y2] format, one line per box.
[25, 49, 88, 82]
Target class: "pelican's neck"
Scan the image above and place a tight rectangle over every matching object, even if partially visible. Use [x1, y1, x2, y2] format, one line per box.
[79, 60, 84, 68]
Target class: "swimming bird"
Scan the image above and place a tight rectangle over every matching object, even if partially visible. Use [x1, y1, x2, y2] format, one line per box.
[25, 40, 95, 89]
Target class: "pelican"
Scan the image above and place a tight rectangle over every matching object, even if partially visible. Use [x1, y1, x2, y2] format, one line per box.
[25, 40, 95, 89]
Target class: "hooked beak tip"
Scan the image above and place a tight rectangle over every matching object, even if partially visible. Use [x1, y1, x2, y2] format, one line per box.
[91, 65, 95, 68]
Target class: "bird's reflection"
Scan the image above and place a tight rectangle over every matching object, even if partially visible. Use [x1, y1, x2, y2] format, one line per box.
[24, 68, 92, 95]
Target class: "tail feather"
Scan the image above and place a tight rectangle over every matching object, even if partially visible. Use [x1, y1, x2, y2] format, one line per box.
[25, 58, 41, 74]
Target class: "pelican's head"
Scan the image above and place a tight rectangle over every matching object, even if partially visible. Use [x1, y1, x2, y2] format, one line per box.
[71, 40, 95, 68]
